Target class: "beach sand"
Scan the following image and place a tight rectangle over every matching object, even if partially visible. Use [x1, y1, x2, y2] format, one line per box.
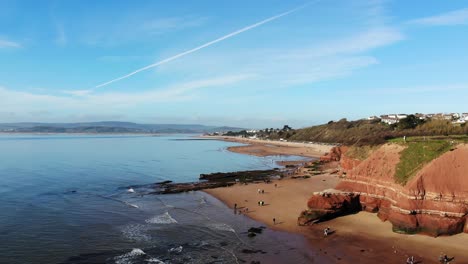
[204, 138, 468, 263]
[206, 136, 333, 158]
[205, 174, 468, 263]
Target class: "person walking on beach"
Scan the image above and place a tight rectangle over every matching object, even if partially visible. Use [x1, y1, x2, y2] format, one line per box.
[273, 218, 276, 225]
[323, 228, 328, 237]
[439, 253, 451, 264]
[406, 256, 414, 264]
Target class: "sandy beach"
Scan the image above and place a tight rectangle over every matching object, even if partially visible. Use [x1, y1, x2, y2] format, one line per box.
[205, 136, 334, 158]
[204, 138, 468, 263]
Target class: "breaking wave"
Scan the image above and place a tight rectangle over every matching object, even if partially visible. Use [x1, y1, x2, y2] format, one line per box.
[207, 223, 235, 233]
[114, 248, 146, 264]
[145, 212, 178, 224]
[120, 224, 151, 242]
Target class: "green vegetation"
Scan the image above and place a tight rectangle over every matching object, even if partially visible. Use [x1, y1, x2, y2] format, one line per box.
[289, 118, 392, 145]
[283, 118, 467, 146]
[389, 135, 468, 143]
[394, 140, 453, 184]
[397, 114, 425, 130]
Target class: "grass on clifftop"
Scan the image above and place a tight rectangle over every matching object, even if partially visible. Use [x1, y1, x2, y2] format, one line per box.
[394, 140, 453, 185]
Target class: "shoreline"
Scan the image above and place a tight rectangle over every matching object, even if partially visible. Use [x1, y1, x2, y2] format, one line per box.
[204, 137, 468, 263]
[204, 135, 334, 158]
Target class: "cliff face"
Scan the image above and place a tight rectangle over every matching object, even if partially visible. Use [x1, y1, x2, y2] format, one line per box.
[301, 144, 468, 236]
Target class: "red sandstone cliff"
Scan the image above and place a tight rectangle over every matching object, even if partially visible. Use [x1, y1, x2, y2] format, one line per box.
[301, 144, 468, 236]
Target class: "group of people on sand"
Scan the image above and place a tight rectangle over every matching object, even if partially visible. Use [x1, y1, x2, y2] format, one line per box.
[258, 200, 265, 206]
[233, 203, 249, 214]
[404, 253, 453, 263]
[257, 188, 265, 194]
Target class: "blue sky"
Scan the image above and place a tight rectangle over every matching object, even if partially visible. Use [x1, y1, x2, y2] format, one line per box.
[1, 0, 467, 128]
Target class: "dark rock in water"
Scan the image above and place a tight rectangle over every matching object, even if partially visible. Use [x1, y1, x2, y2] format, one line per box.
[200, 169, 279, 182]
[151, 169, 283, 194]
[247, 227, 264, 234]
[156, 180, 173, 185]
[241, 249, 267, 254]
[153, 181, 235, 194]
[247, 232, 257, 238]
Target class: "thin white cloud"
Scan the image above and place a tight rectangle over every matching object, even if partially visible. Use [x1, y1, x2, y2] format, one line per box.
[316, 27, 403, 55]
[156, 27, 401, 87]
[94, 2, 313, 88]
[0, 38, 21, 48]
[62, 90, 92, 96]
[408, 8, 468, 26]
[0, 74, 253, 119]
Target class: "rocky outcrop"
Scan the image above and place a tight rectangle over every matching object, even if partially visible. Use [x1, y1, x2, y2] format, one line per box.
[303, 144, 468, 236]
[151, 169, 281, 194]
[298, 190, 361, 225]
[320, 146, 346, 162]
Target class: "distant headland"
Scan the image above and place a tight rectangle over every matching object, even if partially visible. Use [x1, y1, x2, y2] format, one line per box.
[0, 121, 244, 134]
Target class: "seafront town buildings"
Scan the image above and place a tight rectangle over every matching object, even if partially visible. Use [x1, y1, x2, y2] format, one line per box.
[367, 113, 468, 125]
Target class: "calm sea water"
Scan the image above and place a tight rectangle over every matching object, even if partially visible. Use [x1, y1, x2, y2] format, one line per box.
[0, 134, 317, 264]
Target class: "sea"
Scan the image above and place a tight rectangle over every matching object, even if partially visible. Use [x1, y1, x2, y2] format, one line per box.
[0, 134, 318, 264]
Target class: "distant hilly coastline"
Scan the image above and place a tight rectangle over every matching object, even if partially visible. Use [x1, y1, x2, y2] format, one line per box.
[0, 121, 244, 134]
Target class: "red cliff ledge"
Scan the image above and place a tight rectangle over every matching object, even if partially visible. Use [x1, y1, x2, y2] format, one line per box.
[300, 144, 468, 236]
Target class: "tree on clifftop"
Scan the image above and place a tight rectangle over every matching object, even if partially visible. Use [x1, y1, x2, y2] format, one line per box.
[398, 115, 425, 130]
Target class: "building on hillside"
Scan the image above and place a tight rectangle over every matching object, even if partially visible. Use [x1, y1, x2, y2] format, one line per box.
[367, 116, 379, 120]
[453, 119, 466, 124]
[428, 113, 444, 120]
[415, 113, 427, 120]
[444, 114, 455, 120]
[396, 114, 408, 119]
[462, 113, 468, 121]
[380, 115, 399, 125]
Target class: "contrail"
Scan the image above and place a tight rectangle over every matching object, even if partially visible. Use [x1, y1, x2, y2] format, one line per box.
[95, 2, 313, 88]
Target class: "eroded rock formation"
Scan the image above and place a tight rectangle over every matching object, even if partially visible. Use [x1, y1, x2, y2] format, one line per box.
[301, 144, 468, 236]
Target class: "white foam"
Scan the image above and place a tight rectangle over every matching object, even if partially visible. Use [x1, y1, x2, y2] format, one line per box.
[207, 223, 235, 233]
[168, 245, 183, 253]
[147, 258, 165, 263]
[114, 248, 146, 264]
[124, 201, 139, 208]
[145, 212, 178, 224]
[127, 188, 135, 193]
[199, 197, 207, 204]
[130, 248, 145, 255]
[121, 224, 151, 242]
